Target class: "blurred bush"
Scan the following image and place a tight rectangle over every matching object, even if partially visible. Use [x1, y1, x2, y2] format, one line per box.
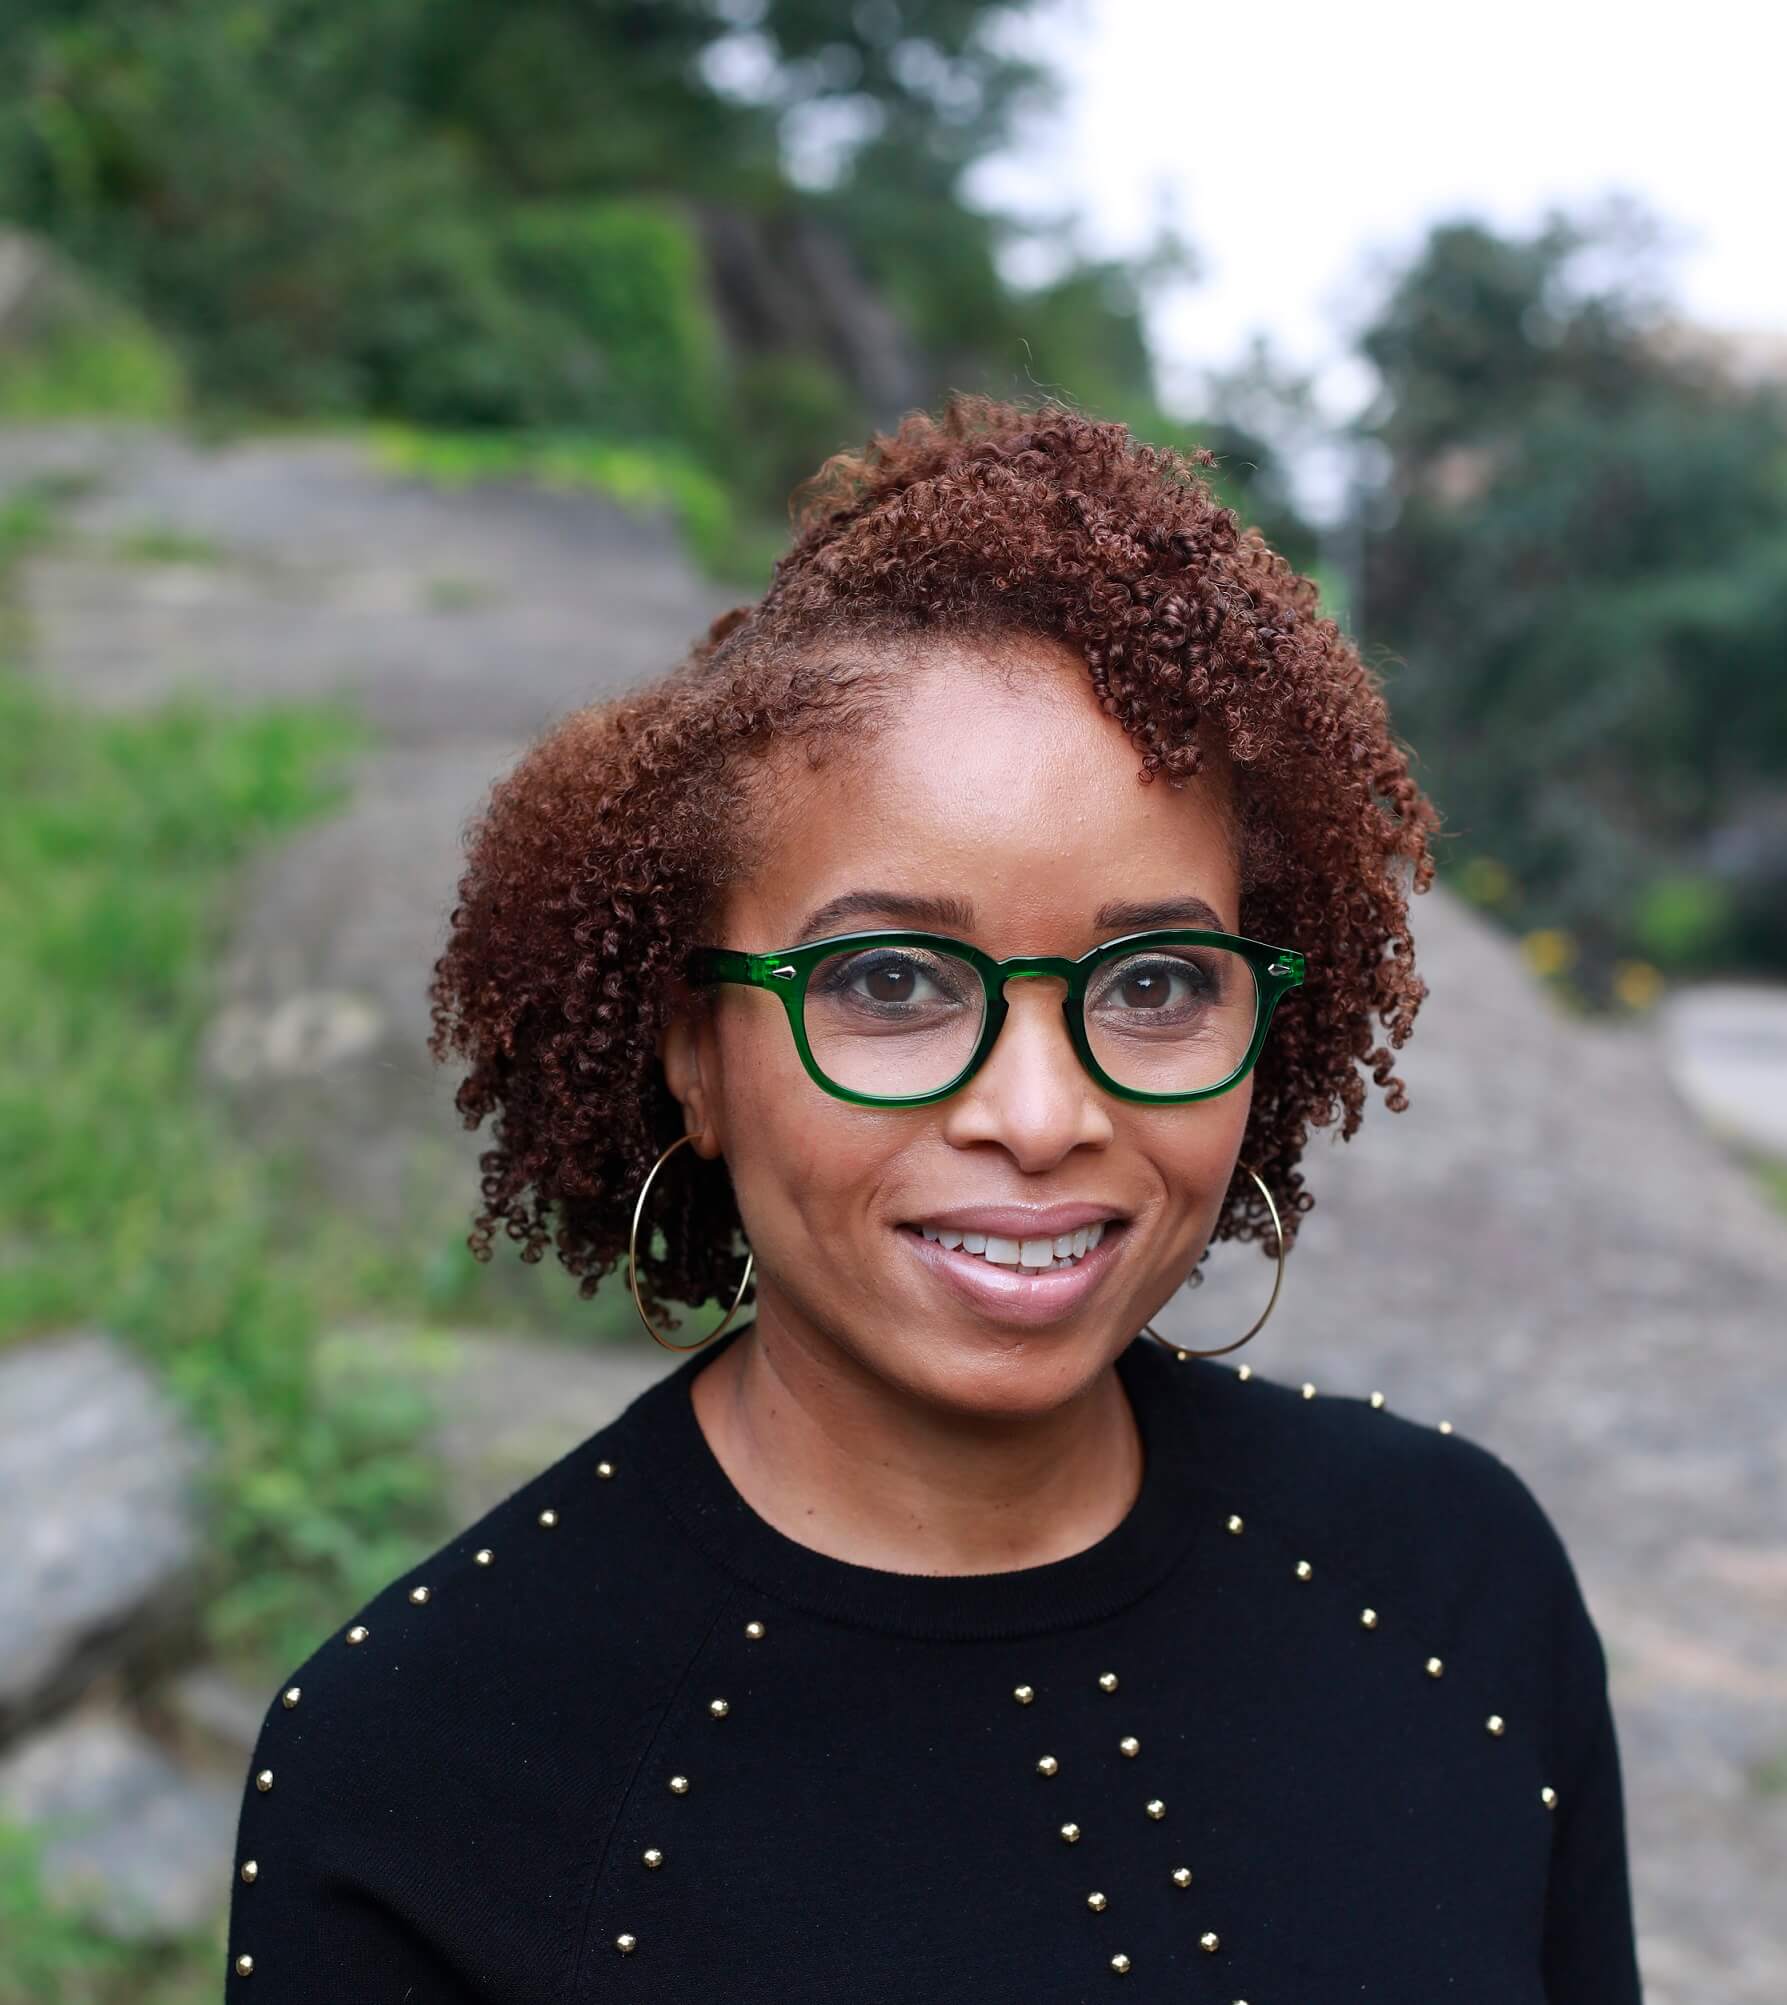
[0, 6, 1192, 490]
[1355, 197, 1787, 984]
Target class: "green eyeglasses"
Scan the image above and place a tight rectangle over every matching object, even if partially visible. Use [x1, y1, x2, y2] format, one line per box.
[685, 928, 1307, 1108]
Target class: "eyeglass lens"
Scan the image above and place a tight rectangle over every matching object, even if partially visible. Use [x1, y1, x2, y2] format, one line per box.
[802, 943, 1259, 1098]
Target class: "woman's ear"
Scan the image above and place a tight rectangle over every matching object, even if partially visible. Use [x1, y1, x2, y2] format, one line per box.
[658, 1006, 724, 1160]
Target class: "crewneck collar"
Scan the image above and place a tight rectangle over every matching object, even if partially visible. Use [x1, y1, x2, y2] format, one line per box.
[624, 1322, 1218, 1641]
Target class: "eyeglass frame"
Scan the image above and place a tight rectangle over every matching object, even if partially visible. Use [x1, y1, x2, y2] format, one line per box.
[683, 927, 1308, 1109]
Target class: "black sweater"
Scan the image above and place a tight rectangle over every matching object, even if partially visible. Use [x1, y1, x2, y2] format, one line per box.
[224, 1324, 1643, 2002]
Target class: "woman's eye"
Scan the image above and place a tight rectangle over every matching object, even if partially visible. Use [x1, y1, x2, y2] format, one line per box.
[817, 952, 966, 1009]
[1093, 956, 1214, 1015]
[858, 958, 928, 1004]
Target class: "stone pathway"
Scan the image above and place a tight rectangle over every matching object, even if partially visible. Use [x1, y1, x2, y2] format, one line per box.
[3, 420, 1782, 1996]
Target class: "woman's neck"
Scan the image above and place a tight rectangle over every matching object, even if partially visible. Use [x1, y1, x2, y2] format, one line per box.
[688, 1307, 1144, 1578]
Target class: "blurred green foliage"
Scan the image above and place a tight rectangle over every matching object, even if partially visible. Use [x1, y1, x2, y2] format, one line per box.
[0, 0, 1207, 520]
[1355, 198, 1787, 988]
[0, 1819, 220, 2003]
[0, 313, 183, 420]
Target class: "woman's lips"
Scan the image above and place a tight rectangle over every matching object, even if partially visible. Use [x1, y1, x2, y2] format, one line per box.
[897, 1219, 1127, 1327]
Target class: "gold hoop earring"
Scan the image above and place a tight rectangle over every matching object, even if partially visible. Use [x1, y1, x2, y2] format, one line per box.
[628, 1131, 754, 1353]
[1141, 1163, 1285, 1362]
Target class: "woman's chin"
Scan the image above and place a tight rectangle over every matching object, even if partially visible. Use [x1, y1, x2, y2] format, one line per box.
[876, 1308, 1132, 1422]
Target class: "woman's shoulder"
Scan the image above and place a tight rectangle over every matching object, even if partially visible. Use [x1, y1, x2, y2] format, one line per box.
[1177, 1352, 1577, 1567]
[223, 1383, 734, 1993]
[1170, 1352, 1609, 1717]
[233, 1380, 722, 1834]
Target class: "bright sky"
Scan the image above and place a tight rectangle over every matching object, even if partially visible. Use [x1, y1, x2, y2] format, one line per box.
[969, 0, 1786, 514]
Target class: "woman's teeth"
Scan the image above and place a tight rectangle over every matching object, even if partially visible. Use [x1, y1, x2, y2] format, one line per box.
[916, 1221, 1109, 1270]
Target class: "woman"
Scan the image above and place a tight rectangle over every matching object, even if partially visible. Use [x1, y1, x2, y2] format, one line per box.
[224, 396, 1642, 2000]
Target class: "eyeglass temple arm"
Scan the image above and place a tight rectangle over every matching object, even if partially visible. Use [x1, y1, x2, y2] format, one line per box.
[685, 947, 791, 989]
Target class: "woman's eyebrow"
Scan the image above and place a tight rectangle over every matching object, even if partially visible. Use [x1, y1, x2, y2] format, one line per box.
[792, 890, 974, 943]
[1094, 895, 1227, 932]
[789, 890, 1226, 944]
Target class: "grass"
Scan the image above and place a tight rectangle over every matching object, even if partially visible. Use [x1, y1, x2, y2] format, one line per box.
[111, 525, 228, 566]
[0, 1820, 221, 2005]
[361, 419, 783, 589]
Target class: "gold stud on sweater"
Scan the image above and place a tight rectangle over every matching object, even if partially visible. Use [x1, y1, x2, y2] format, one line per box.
[234, 1953, 254, 1976]
[708, 1698, 729, 1718]
[1145, 1799, 1166, 1821]
[596, 1461, 615, 1479]
[1098, 1672, 1118, 1692]
[1369, 1391, 1386, 1409]
[668, 1775, 689, 1795]
[1226, 1514, 1244, 1535]
[1200, 1931, 1221, 1953]
[1425, 1657, 1444, 1678]
[1360, 1608, 1378, 1629]
[1236, 1365, 1252, 1381]
[745, 1620, 766, 1640]
[1110, 1952, 1131, 1974]
[1486, 1714, 1506, 1736]
[1037, 1755, 1059, 1776]
[346, 1626, 369, 1645]
[1541, 1785, 1558, 1809]
[1060, 1822, 1081, 1844]
[255, 1770, 273, 1792]
[281, 1687, 300, 1708]
[1294, 1560, 1312, 1581]
[1087, 1891, 1107, 1912]
[409, 1586, 430, 1605]
[538, 1508, 558, 1528]
[1172, 1866, 1192, 1888]
[240, 1859, 258, 1883]
[474, 1549, 493, 1566]
[1119, 1736, 1140, 1758]
[1438, 1420, 1455, 1435]
[616, 1934, 637, 1954]
[1301, 1382, 1317, 1399]
[642, 1849, 663, 1869]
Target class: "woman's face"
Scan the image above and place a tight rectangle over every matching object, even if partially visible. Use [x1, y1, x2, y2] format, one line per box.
[661, 637, 1252, 1418]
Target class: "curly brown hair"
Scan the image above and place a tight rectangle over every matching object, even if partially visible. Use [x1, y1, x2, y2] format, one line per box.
[427, 392, 1443, 1328]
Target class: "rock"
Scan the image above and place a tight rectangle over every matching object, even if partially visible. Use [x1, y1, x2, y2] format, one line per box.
[198, 740, 527, 1241]
[3, 421, 738, 1259]
[11, 428, 739, 743]
[0, 1709, 236, 1941]
[320, 1323, 677, 1525]
[157, 1666, 267, 1770]
[0, 1331, 206, 1732]
[1658, 982, 1787, 1161]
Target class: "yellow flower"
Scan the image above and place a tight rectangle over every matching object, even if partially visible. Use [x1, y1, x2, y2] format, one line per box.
[1521, 928, 1576, 977]
[1612, 960, 1663, 1010]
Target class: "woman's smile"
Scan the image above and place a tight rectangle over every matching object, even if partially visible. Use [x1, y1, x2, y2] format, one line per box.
[897, 1212, 1130, 1326]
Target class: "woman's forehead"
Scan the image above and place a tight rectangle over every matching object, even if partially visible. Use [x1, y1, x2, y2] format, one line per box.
[733, 644, 1239, 944]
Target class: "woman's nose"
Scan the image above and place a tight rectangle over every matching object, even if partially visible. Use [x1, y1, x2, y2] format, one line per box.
[939, 976, 1113, 1169]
